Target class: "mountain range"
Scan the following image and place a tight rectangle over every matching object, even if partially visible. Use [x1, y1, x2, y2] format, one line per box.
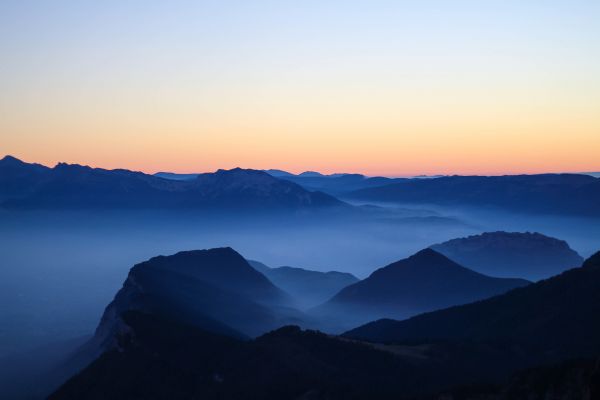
[4, 155, 599, 216]
[48, 312, 454, 400]
[0, 156, 344, 210]
[48, 250, 600, 399]
[310, 249, 529, 331]
[347, 174, 600, 216]
[431, 231, 584, 280]
[345, 252, 600, 362]
[248, 260, 359, 309]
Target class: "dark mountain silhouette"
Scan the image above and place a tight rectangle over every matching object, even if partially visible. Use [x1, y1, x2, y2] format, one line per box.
[348, 174, 600, 216]
[345, 252, 600, 364]
[431, 231, 583, 280]
[311, 249, 529, 331]
[47, 251, 600, 400]
[51, 313, 600, 400]
[263, 169, 295, 177]
[93, 248, 305, 348]
[0, 155, 51, 198]
[247, 260, 359, 309]
[47, 312, 495, 400]
[0, 156, 346, 210]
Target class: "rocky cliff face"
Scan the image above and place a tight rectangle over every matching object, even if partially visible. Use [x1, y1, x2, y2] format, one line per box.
[93, 247, 305, 352]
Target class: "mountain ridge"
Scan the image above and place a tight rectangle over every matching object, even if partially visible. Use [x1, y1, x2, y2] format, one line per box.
[311, 248, 529, 330]
[347, 174, 600, 216]
[430, 231, 584, 280]
[247, 260, 359, 309]
[0, 156, 346, 210]
[344, 251, 600, 364]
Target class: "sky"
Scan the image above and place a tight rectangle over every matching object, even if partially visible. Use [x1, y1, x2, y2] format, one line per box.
[1, 0, 599, 176]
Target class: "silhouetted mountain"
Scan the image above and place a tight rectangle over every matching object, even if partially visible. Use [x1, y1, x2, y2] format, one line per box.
[348, 174, 600, 216]
[312, 249, 529, 330]
[48, 252, 600, 400]
[248, 260, 359, 309]
[0, 157, 346, 210]
[0, 155, 51, 199]
[93, 248, 305, 348]
[431, 231, 583, 280]
[345, 252, 600, 364]
[263, 169, 295, 177]
[48, 312, 488, 400]
[53, 312, 600, 400]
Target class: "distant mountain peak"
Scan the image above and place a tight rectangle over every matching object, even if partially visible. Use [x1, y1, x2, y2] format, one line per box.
[430, 231, 583, 280]
[0, 154, 23, 164]
[408, 247, 444, 260]
[299, 171, 324, 177]
[263, 169, 294, 177]
[248, 259, 359, 309]
[213, 167, 273, 177]
[312, 248, 529, 331]
[1, 159, 346, 210]
[369, 247, 468, 279]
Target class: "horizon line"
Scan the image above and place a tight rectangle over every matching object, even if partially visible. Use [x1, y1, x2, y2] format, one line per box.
[4, 154, 600, 179]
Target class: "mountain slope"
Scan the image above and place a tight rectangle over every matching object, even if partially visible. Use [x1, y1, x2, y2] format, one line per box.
[0, 155, 51, 199]
[48, 252, 600, 400]
[0, 157, 346, 210]
[49, 312, 473, 400]
[431, 231, 583, 280]
[187, 168, 343, 209]
[345, 252, 600, 363]
[248, 260, 359, 309]
[348, 174, 600, 216]
[94, 248, 304, 346]
[311, 249, 529, 331]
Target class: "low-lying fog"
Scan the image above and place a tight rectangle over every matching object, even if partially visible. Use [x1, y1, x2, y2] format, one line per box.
[1, 204, 599, 358]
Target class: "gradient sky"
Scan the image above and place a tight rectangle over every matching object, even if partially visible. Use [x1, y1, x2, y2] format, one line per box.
[1, 1, 599, 176]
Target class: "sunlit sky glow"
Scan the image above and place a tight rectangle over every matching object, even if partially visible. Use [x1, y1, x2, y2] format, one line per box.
[1, 1, 599, 176]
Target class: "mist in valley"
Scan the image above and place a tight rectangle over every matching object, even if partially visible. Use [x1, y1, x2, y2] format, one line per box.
[1, 203, 598, 362]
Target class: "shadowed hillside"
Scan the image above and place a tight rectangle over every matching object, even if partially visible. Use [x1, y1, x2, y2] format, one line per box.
[345, 252, 600, 364]
[311, 249, 529, 331]
[248, 260, 359, 309]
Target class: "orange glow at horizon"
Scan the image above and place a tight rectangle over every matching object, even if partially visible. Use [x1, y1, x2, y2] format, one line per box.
[1, 1, 599, 176]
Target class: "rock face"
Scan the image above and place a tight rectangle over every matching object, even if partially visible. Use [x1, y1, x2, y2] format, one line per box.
[247, 260, 359, 309]
[431, 231, 584, 280]
[0, 156, 346, 210]
[311, 249, 529, 331]
[94, 248, 305, 348]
